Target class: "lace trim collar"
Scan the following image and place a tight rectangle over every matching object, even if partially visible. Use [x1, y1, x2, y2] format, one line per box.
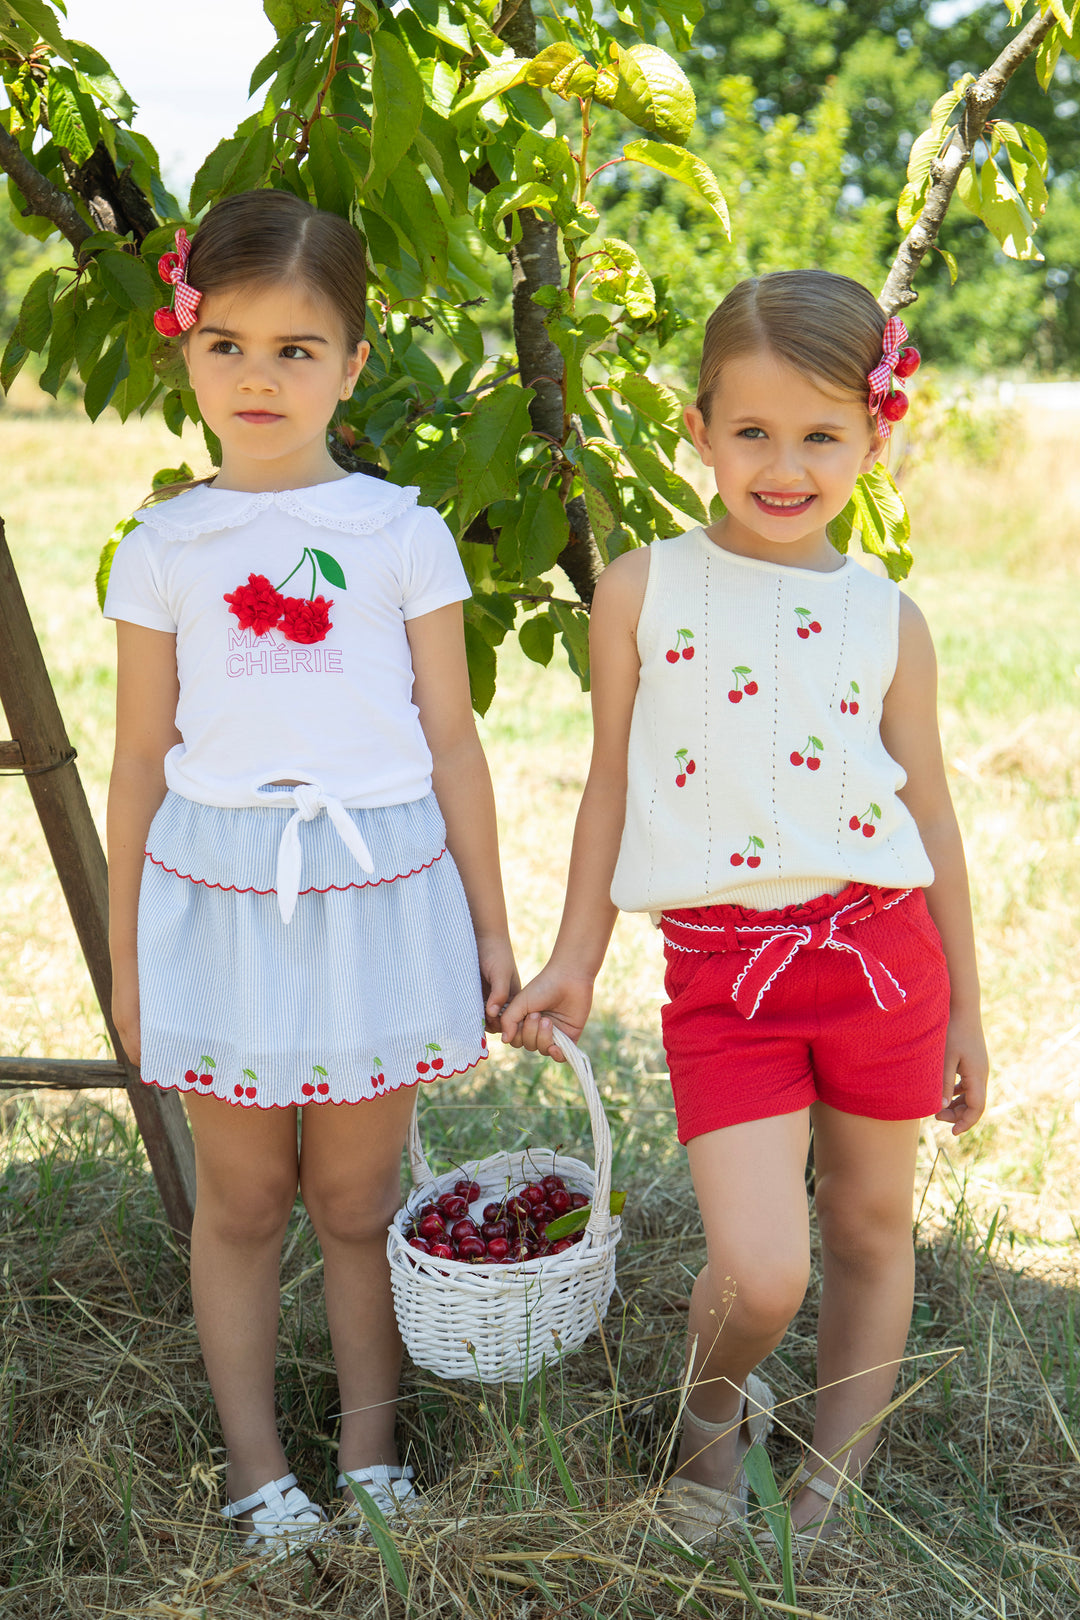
[136, 473, 419, 541]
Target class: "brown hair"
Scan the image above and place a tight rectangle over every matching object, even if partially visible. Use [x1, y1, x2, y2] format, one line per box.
[695, 270, 887, 425]
[184, 189, 368, 351]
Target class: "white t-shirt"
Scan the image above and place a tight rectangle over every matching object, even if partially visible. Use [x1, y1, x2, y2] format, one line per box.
[104, 473, 470, 809]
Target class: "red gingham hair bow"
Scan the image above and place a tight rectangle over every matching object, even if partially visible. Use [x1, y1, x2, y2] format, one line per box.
[867, 315, 920, 439]
[153, 228, 202, 337]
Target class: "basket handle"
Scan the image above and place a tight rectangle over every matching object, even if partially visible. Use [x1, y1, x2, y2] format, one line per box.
[405, 1033, 615, 1242]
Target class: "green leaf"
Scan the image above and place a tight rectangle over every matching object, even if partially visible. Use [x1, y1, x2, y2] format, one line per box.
[151, 463, 193, 488]
[591, 237, 655, 319]
[464, 620, 497, 715]
[384, 159, 449, 284]
[451, 57, 531, 123]
[524, 42, 596, 99]
[75, 296, 122, 374]
[190, 127, 275, 214]
[607, 371, 682, 436]
[0, 332, 30, 393]
[610, 44, 696, 146]
[97, 250, 159, 313]
[541, 308, 609, 415]
[977, 156, 1041, 261]
[45, 67, 97, 162]
[518, 612, 555, 667]
[835, 465, 912, 581]
[39, 287, 76, 396]
[13, 269, 56, 353]
[312, 548, 347, 590]
[96, 516, 138, 611]
[550, 600, 590, 686]
[306, 118, 353, 216]
[7, 0, 74, 63]
[84, 335, 129, 422]
[623, 140, 729, 237]
[263, 0, 311, 35]
[544, 1189, 627, 1240]
[622, 443, 708, 526]
[456, 383, 534, 530]
[369, 29, 424, 189]
[516, 484, 569, 578]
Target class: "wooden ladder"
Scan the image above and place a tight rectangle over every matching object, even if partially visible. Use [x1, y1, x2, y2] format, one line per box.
[0, 517, 195, 1236]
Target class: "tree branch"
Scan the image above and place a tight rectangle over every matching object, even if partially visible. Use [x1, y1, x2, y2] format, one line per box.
[0, 124, 92, 251]
[879, 4, 1057, 315]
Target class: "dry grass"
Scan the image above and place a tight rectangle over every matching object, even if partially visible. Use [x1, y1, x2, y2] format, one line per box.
[1, 401, 1078, 1615]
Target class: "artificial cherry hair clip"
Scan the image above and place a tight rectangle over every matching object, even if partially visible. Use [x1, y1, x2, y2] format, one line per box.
[867, 315, 920, 438]
[153, 228, 202, 337]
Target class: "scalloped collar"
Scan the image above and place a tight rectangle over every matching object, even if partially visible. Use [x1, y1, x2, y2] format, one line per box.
[136, 473, 419, 541]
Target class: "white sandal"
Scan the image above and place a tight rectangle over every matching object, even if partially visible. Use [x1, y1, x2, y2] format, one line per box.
[660, 1373, 774, 1544]
[220, 1471, 328, 1556]
[338, 1464, 420, 1534]
[790, 1464, 850, 1546]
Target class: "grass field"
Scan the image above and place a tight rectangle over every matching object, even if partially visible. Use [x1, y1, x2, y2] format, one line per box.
[1, 401, 1078, 1616]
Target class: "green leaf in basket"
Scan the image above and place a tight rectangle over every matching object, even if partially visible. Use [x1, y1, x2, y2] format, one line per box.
[545, 1189, 626, 1241]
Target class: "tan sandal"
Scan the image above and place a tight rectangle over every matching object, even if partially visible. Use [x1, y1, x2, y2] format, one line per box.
[789, 1464, 851, 1551]
[660, 1372, 774, 1545]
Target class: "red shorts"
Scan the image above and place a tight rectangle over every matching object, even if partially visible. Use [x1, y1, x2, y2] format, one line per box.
[660, 884, 950, 1144]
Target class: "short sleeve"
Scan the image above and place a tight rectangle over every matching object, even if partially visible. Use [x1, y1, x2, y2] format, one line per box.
[102, 523, 176, 633]
[399, 505, 470, 621]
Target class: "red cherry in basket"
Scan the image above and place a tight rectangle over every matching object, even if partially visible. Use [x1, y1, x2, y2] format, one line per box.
[450, 1218, 480, 1242]
[511, 1241, 532, 1261]
[486, 1237, 510, 1261]
[482, 1202, 502, 1223]
[438, 1193, 468, 1219]
[457, 1236, 484, 1260]
[506, 1195, 531, 1221]
[409, 1237, 431, 1254]
[548, 1189, 572, 1215]
[418, 1212, 447, 1240]
[570, 1193, 589, 1209]
[551, 1238, 574, 1254]
[419, 1203, 439, 1220]
[429, 1241, 453, 1259]
[481, 1220, 507, 1240]
[454, 1179, 481, 1201]
[541, 1174, 566, 1194]
[523, 1184, 546, 1207]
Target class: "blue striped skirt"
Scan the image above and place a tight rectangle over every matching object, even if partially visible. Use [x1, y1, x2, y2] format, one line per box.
[137, 790, 487, 1109]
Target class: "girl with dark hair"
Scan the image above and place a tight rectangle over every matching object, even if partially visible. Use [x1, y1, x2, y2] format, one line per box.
[502, 270, 988, 1549]
[104, 190, 517, 1554]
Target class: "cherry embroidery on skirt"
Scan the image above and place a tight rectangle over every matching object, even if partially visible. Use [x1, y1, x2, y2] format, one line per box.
[416, 1043, 444, 1076]
[183, 1054, 216, 1087]
[234, 1067, 259, 1100]
[302, 1064, 331, 1098]
[224, 547, 346, 646]
[370, 1057, 386, 1089]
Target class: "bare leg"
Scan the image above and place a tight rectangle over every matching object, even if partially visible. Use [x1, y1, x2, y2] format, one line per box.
[675, 1110, 812, 1491]
[184, 1093, 300, 1504]
[299, 1083, 419, 1481]
[791, 1106, 921, 1529]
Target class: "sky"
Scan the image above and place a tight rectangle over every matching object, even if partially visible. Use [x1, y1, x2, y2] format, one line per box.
[62, 0, 277, 196]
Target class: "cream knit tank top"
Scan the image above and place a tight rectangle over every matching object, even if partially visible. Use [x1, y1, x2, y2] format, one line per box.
[610, 528, 934, 914]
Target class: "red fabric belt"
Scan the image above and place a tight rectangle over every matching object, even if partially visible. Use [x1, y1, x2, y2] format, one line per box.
[660, 888, 912, 1020]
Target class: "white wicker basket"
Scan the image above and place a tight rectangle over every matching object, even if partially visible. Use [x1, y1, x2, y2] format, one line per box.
[387, 1034, 620, 1382]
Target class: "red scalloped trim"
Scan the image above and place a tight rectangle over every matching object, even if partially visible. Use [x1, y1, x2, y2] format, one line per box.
[138, 1047, 489, 1110]
[142, 845, 445, 896]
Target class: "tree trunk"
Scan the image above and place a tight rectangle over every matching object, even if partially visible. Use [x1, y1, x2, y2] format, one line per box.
[497, 0, 604, 605]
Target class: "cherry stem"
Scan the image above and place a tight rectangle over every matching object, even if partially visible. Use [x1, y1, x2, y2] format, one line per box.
[274, 551, 307, 593]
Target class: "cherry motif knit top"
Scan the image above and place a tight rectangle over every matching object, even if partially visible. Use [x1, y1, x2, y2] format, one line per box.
[610, 527, 935, 914]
